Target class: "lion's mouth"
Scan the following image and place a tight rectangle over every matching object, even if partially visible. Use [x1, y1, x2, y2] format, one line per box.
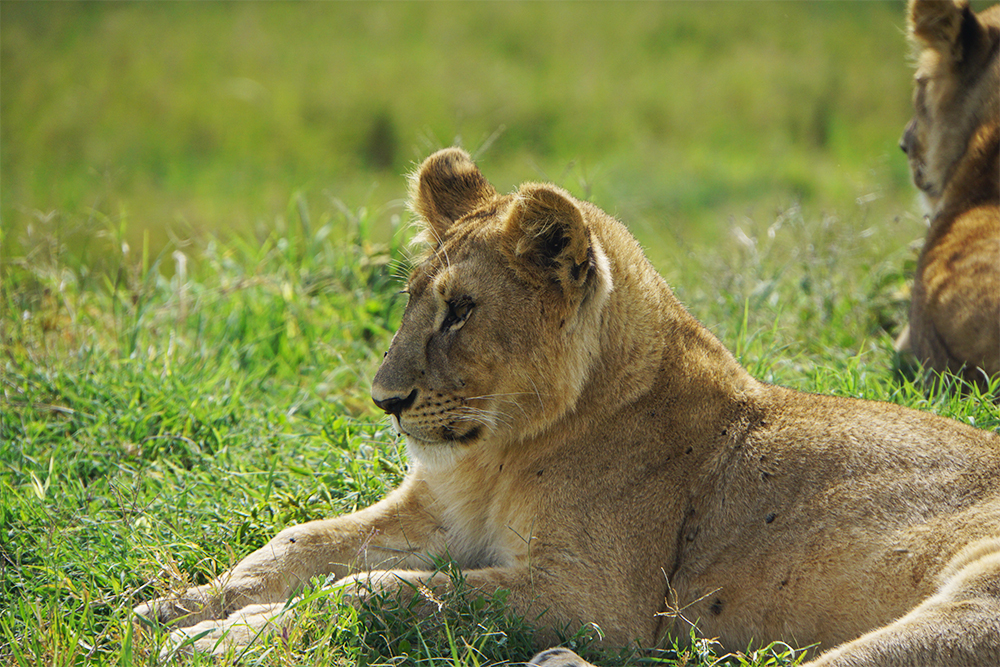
[442, 424, 482, 443]
[393, 417, 482, 445]
[911, 162, 930, 193]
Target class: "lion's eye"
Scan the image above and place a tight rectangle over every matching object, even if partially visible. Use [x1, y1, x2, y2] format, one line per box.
[442, 296, 475, 332]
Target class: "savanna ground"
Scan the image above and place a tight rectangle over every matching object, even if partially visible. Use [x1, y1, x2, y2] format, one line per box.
[2, 2, 998, 666]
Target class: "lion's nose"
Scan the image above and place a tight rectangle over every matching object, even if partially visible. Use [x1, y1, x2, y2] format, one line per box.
[373, 389, 417, 417]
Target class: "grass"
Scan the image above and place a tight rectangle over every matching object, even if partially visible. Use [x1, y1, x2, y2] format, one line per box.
[3, 2, 999, 666]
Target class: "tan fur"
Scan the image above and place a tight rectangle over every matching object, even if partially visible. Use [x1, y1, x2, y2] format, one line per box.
[895, 0, 1000, 392]
[135, 149, 1000, 665]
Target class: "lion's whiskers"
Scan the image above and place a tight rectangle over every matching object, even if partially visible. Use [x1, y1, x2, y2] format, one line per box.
[465, 391, 546, 423]
[453, 405, 513, 434]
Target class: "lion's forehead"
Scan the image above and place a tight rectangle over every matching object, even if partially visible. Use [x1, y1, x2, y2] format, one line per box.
[408, 238, 511, 297]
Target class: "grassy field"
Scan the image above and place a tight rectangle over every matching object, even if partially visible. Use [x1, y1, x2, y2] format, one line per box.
[3, 0, 925, 268]
[3, 2, 999, 666]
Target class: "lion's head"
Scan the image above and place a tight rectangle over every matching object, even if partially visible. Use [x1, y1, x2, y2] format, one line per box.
[901, 0, 1000, 208]
[371, 149, 613, 467]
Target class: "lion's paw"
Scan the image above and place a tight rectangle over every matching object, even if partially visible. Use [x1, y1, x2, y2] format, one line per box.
[155, 602, 292, 659]
[530, 648, 600, 667]
[133, 584, 221, 628]
[337, 569, 402, 596]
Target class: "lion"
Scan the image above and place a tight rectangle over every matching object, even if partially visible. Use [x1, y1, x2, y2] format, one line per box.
[894, 0, 1000, 392]
[134, 148, 1000, 665]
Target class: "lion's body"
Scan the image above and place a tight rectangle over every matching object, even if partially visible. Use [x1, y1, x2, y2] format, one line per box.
[137, 148, 1000, 665]
[896, 0, 1000, 390]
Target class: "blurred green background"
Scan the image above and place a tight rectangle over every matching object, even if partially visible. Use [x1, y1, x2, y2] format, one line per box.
[21, 0, 1000, 282]
[1, 0, 943, 273]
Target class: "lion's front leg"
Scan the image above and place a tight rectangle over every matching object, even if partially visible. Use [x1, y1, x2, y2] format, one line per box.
[338, 566, 540, 626]
[134, 476, 444, 650]
[133, 520, 340, 629]
[153, 565, 533, 658]
[339, 562, 620, 649]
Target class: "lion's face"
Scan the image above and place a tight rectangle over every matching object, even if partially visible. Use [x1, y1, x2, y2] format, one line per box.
[371, 149, 611, 466]
[899, 78, 946, 200]
[375, 228, 552, 449]
[902, 0, 1000, 207]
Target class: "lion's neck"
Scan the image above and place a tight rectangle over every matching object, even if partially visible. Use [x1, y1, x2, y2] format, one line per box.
[933, 121, 999, 223]
[574, 226, 755, 425]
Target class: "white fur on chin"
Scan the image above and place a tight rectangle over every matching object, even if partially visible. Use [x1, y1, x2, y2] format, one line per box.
[404, 437, 473, 472]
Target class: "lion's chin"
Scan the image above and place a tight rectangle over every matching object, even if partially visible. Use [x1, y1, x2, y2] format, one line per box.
[404, 437, 475, 471]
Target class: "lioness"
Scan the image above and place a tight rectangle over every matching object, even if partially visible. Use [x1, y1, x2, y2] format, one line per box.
[895, 0, 1000, 391]
[135, 148, 1000, 665]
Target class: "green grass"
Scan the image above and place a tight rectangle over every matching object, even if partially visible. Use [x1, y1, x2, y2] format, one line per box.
[3, 2, 999, 666]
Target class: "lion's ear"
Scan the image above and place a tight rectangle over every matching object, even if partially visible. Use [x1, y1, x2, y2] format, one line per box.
[507, 184, 593, 290]
[908, 0, 979, 64]
[409, 148, 497, 243]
